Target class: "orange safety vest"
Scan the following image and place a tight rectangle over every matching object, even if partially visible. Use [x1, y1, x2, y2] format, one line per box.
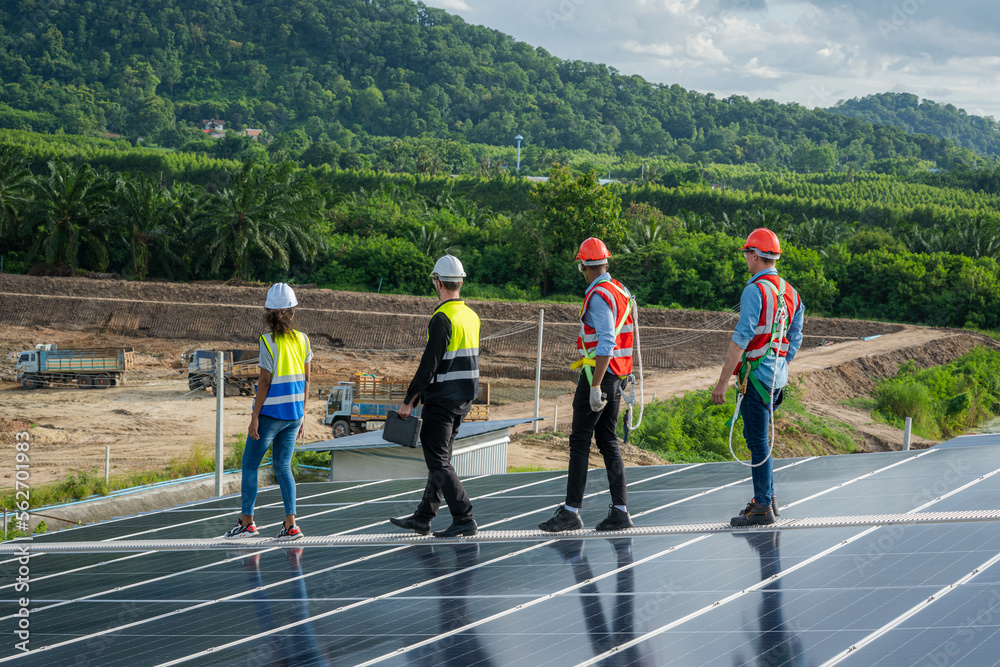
[733, 274, 801, 381]
[573, 278, 635, 379]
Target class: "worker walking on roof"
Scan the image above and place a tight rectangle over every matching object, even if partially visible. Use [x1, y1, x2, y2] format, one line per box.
[539, 238, 636, 533]
[390, 255, 481, 538]
[224, 283, 312, 541]
[712, 228, 804, 526]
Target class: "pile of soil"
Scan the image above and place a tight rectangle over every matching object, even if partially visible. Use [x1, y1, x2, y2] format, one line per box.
[0, 417, 30, 432]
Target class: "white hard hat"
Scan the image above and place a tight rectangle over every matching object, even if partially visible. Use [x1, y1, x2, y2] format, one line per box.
[430, 255, 466, 281]
[265, 283, 298, 309]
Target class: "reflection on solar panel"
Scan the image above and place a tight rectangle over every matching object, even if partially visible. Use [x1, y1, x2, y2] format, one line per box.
[4, 438, 1000, 666]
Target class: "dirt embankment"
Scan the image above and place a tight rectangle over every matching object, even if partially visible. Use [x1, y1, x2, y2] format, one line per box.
[0, 274, 901, 381]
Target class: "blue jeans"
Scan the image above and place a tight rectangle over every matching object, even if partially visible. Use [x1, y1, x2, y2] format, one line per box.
[739, 389, 783, 507]
[241, 415, 300, 517]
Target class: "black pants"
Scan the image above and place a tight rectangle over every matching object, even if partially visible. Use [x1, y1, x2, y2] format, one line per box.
[566, 373, 628, 509]
[414, 402, 474, 522]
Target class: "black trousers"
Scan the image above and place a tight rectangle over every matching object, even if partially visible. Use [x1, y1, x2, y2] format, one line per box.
[566, 372, 628, 509]
[414, 402, 474, 522]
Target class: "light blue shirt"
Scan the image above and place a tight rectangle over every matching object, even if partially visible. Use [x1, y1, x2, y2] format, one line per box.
[732, 268, 804, 390]
[582, 272, 619, 357]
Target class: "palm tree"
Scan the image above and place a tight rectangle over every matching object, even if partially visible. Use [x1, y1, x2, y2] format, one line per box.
[622, 218, 665, 253]
[408, 225, 457, 258]
[193, 161, 323, 280]
[24, 161, 110, 271]
[0, 149, 32, 242]
[110, 173, 183, 279]
[946, 214, 1000, 259]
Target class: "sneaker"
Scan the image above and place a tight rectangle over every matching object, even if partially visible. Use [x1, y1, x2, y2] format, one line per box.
[730, 502, 775, 527]
[595, 505, 634, 532]
[739, 497, 781, 518]
[223, 520, 259, 539]
[275, 524, 304, 541]
[538, 505, 585, 533]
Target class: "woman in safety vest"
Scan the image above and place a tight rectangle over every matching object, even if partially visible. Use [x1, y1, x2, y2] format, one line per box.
[224, 283, 312, 541]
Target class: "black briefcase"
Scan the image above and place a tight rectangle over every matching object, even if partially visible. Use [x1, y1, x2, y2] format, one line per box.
[384, 410, 422, 448]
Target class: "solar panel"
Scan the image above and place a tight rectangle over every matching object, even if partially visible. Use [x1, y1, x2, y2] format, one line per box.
[3, 437, 1000, 666]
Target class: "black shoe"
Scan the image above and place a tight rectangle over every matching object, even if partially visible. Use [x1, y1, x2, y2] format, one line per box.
[538, 506, 585, 533]
[433, 518, 478, 538]
[739, 497, 780, 518]
[595, 505, 634, 532]
[730, 502, 775, 527]
[389, 515, 431, 535]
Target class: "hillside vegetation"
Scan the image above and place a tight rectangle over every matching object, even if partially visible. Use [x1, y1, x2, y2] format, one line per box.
[0, 0, 988, 171]
[828, 93, 1000, 158]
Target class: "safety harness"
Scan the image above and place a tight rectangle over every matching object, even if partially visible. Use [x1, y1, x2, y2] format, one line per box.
[726, 277, 789, 468]
[569, 279, 645, 431]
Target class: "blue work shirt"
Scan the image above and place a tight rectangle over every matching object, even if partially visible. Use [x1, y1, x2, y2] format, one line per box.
[582, 272, 619, 357]
[732, 268, 804, 390]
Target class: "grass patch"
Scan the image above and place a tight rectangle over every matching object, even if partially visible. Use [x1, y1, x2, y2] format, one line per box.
[841, 396, 878, 411]
[507, 465, 554, 473]
[873, 347, 1000, 439]
[0, 436, 249, 519]
[621, 381, 863, 462]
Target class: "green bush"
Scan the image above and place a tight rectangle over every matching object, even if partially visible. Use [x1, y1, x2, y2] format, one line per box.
[621, 391, 746, 463]
[873, 347, 1000, 438]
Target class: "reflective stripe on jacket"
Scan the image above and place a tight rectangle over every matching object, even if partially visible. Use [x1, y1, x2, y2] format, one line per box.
[426, 300, 480, 404]
[575, 278, 634, 377]
[735, 274, 802, 374]
[259, 330, 310, 420]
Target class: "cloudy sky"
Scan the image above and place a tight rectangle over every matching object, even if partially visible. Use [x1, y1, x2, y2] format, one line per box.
[423, 0, 1000, 120]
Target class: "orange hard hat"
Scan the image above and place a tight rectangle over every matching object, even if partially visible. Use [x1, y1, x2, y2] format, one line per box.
[742, 228, 781, 259]
[576, 237, 611, 265]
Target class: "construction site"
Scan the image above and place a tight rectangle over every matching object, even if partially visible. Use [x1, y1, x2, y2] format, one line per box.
[2, 272, 997, 493]
[7, 273, 1000, 667]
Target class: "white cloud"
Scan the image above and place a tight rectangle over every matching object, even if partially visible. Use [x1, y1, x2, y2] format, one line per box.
[622, 40, 675, 57]
[430, 0, 470, 10]
[420, 0, 1000, 119]
[745, 56, 781, 78]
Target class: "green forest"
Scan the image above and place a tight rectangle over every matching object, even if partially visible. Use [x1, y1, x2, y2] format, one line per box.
[0, 0, 995, 171]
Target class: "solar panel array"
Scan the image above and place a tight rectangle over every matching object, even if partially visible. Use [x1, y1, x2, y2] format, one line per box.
[4, 439, 1000, 666]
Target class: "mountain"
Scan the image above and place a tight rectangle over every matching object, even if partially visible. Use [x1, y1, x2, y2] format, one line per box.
[828, 93, 1000, 158]
[0, 0, 981, 168]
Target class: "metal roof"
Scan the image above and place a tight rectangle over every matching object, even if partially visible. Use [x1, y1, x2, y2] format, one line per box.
[296, 417, 540, 451]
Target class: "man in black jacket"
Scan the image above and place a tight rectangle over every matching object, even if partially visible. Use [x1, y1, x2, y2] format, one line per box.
[389, 255, 481, 538]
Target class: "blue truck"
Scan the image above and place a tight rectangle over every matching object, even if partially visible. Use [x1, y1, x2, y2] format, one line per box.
[16, 344, 134, 389]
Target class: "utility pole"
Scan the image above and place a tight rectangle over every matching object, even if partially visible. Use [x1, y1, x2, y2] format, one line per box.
[533, 308, 544, 433]
[215, 351, 224, 496]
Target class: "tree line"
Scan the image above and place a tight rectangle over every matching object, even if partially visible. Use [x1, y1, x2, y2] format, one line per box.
[0, 0, 989, 172]
[3, 148, 1000, 330]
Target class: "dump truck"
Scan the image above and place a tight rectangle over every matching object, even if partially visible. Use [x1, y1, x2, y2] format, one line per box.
[323, 374, 490, 437]
[184, 349, 259, 396]
[16, 344, 134, 389]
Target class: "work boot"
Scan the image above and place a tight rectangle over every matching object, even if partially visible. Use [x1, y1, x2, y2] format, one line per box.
[433, 518, 478, 538]
[538, 505, 585, 533]
[595, 505, 634, 532]
[389, 514, 431, 535]
[730, 501, 775, 527]
[738, 496, 780, 518]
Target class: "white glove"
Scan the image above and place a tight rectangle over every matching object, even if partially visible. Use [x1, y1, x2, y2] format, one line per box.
[589, 386, 608, 413]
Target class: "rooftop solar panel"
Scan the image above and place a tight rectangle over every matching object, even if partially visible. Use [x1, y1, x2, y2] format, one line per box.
[3, 439, 1000, 666]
